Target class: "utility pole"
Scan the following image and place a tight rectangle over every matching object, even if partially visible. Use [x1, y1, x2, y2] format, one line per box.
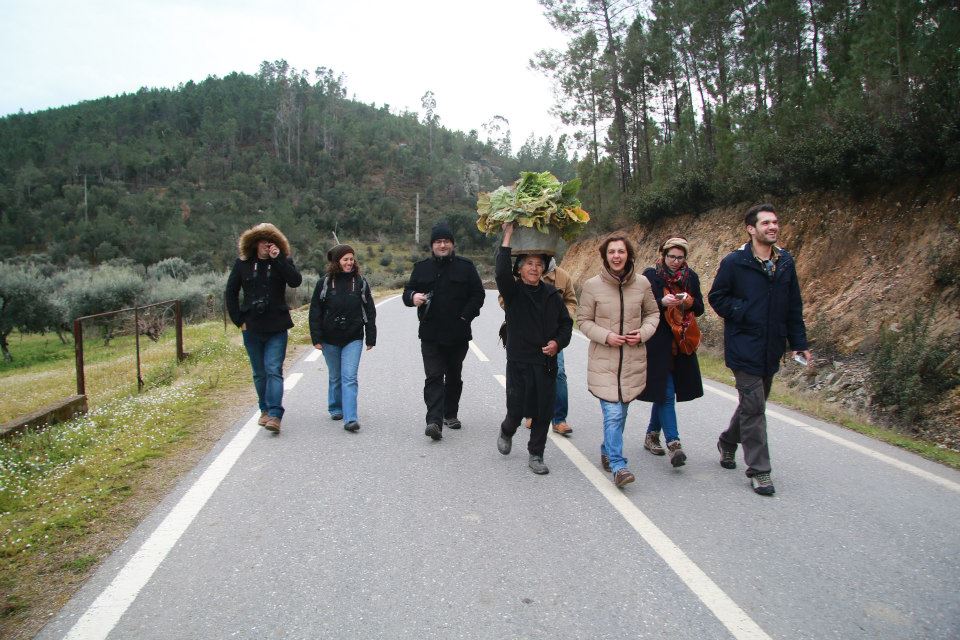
[415, 193, 420, 246]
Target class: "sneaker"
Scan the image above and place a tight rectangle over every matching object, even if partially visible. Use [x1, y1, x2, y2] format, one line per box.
[497, 431, 512, 455]
[666, 440, 687, 467]
[613, 468, 635, 488]
[443, 417, 462, 430]
[264, 416, 281, 433]
[330, 413, 344, 421]
[644, 432, 665, 456]
[528, 455, 549, 475]
[751, 472, 776, 496]
[524, 418, 532, 430]
[344, 421, 360, 432]
[424, 423, 442, 441]
[552, 422, 573, 436]
[258, 412, 269, 427]
[718, 441, 736, 469]
[601, 454, 611, 472]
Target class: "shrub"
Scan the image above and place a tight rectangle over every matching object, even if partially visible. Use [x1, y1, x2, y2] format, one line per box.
[379, 253, 393, 267]
[152, 257, 191, 281]
[867, 311, 960, 427]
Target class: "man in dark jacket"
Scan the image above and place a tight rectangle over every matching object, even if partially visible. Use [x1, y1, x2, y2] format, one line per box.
[225, 223, 302, 434]
[708, 204, 811, 495]
[495, 222, 573, 475]
[403, 222, 485, 440]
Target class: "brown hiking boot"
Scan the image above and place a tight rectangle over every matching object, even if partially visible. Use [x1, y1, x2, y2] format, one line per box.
[666, 440, 687, 467]
[552, 422, 573, 436]
[258, 412, 269, 427]
[644, 432, 666, 456]
[264, 416, 281, 433]
[614, 468, 635, 488]
[601, 454, 611, 472]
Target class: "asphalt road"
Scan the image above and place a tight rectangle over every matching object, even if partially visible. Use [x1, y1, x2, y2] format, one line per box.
[38, 290, 960, 640]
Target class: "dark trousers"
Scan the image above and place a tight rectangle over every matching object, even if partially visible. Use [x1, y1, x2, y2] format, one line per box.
[421, 340, 469, 427]
[719, 370, 774, 475]
[500, 360, 557, 457]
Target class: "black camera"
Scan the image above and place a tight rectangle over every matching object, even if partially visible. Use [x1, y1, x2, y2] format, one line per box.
[250, 297, 269, 315]
[332, 314, 348, 329]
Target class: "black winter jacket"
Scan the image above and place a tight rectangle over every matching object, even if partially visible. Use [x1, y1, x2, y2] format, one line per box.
[225, 255, 302, 333]
[308, 272, 377, 347]
[495, 246, 573, 365]
[402, 254, 484, 344]
[708, 243, 808, 377]
[639, 266, 705, 403]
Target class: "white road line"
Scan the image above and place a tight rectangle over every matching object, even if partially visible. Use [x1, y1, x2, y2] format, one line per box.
[469, 340, 489, 362]
[305, 350, 321, 362]
[801, 425, 960, 494]
[703, 383, 960, 493]
[492, 374, 769, 639]
[66, 300, 402, 637]
[65, 345, 316, 637]
[65, 411, 263, 640]
[284, 372, 303, 390]
[548, 432, 772, 640]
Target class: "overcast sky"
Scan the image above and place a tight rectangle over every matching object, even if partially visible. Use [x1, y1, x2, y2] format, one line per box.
[1, 0, 574, 153]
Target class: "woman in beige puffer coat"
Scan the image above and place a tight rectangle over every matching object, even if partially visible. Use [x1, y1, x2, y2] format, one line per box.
[577, 233, 660, 488]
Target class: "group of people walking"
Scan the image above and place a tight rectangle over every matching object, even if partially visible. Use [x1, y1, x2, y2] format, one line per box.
[224, 203, 810, 497]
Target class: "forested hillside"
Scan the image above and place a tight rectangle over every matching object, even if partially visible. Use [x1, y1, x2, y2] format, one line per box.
[535, 0, 959, 224]
[0, 61, 574, 271]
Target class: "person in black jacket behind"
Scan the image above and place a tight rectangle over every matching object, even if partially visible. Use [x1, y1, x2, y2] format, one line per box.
[225, 223, 302, 434]
[708, 204, 811, 495]
[403, 222, 485, 441]
[309, 244, 377, 433]
[495, 222, 573, 475]
[639, 237, 705, 468]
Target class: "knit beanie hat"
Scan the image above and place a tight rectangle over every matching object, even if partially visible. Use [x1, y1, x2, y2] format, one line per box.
[430, 222, 455, 244]
[327, 244, 355, 263]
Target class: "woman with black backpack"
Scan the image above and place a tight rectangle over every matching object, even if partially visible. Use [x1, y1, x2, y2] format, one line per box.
[309, 244, 377, 432]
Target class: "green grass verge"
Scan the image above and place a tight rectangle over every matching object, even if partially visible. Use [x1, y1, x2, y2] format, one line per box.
[698, 351, 960, 471]
[0, 309, 313, 629]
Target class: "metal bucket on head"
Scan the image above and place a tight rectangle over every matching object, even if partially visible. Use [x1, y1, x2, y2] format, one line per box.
[507, 225, 563, 257]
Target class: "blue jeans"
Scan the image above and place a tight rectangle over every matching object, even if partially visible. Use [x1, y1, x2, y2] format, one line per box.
[322, 340, 363, 422]
[646, 372, 680, 442]
[600, 399, 631, 474]
[553, 351, 568, 425]
[242, 330, 288, 418]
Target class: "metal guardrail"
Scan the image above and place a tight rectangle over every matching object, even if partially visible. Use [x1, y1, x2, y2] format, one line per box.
[73, 299, 186, 395]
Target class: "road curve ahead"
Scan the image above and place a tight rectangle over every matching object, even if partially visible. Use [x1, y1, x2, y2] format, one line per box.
[39, 290, 960, 640]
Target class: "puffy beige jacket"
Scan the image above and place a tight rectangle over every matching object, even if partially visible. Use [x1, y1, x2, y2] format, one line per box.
[577, 264, 660, 403]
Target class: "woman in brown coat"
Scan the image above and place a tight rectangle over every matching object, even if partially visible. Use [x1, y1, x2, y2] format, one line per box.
[577, 234, 660, 488]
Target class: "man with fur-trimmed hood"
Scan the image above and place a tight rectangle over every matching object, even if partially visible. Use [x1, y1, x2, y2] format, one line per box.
[225, 222, 302, 434]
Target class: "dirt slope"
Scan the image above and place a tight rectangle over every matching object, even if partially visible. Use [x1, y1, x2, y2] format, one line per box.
[560, 174, 960, 444]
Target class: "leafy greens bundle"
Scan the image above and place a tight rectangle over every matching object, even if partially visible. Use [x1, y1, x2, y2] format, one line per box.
[476, 171, 590, 242]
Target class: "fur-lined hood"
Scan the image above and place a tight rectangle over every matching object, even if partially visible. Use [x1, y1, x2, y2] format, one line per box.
[238, 223, 292, 260]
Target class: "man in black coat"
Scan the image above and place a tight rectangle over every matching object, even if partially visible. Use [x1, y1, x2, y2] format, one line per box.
[225, 223, 302, 434]
[403, 222, 485, 440]
[708, 204, 811, 495]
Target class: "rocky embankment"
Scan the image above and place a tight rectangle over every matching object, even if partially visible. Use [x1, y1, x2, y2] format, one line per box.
[560, 175, 960, 449]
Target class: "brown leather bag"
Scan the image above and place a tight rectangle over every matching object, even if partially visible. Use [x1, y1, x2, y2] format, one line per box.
[665, 304, 701, 355]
